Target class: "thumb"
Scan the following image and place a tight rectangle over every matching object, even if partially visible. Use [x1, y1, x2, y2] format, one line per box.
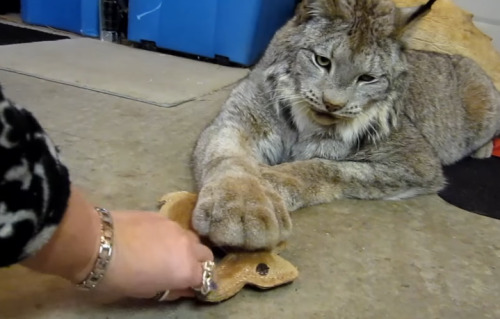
[164, 289, 196, 301]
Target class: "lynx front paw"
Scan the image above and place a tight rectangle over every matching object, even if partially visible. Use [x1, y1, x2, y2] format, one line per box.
[471, 141, 493, 159]
[193, 175, 292, 250]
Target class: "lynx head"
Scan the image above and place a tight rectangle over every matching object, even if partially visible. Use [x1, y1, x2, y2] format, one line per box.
[270, 0, 436, 133]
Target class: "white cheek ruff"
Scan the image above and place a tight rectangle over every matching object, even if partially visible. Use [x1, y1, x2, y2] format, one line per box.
[290, 96, 398, 145]
[291, 102, 321, 134]
[335, 102, 396, 144]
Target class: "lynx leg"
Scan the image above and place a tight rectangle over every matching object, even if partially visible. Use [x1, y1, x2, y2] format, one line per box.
[471, 141, 494, 159]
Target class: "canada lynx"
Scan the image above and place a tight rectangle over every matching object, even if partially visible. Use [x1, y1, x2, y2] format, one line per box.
[192, 0, 500, 250]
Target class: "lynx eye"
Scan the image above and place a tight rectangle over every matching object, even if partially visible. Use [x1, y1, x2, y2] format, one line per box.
[314, 55, 332, 69]
[357, 74, 377, 83]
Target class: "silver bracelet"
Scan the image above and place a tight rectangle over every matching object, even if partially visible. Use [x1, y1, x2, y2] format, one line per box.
[76, 207, 114, 291]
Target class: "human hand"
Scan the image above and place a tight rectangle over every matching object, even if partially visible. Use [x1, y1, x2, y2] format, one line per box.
[97, 210, 214, 300]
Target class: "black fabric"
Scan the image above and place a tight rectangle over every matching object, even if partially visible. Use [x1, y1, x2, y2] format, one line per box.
[0, 87, 71, 267]
[0, 22, 68, 46]
[439, 157, 500, 219]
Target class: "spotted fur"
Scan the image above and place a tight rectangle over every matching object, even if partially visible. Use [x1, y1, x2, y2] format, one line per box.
[192, 0, 500, 250]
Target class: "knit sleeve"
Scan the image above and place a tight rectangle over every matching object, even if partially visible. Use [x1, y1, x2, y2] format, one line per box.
[0, 86, 70, 267]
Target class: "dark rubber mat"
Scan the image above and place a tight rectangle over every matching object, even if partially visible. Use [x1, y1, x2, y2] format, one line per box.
[0, 22, 68, 45]
[439, 156, 500, 220]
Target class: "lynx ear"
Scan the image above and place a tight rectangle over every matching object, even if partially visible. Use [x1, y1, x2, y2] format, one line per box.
[295, 0, 312, 24]
[295, 0, 351, 24]
[394, 0, 437, 37]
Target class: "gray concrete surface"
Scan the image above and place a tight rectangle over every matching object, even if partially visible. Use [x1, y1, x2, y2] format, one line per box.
[0, 38, 248, 107]
[0, 42, 499, 319]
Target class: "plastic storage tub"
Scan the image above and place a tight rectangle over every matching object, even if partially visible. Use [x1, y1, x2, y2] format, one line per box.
[128, 0, 298, 66]
[21, 0, 99, 37]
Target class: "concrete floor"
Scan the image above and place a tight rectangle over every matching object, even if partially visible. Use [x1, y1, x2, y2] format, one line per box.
[0, 37, 499, 319]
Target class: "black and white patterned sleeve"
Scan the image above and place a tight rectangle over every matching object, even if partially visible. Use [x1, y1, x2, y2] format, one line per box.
[0, 86, 70, 267]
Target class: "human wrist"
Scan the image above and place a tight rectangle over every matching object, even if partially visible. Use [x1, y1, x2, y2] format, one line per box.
[76, 207, 114, 290]
[21, 186, 102, 284]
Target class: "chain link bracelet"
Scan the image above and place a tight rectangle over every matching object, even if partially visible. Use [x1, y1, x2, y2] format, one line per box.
[76, 207, 114, 291]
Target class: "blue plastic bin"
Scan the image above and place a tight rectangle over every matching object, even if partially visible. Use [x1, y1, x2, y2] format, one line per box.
[128, 0, 297, 66]
[21, 0, 100, 37]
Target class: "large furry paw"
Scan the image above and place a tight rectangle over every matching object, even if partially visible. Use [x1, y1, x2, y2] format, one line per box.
[472, 141, 493, 159]
[193, 175, 292, 250]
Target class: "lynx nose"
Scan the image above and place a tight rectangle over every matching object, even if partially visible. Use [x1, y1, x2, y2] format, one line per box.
[323, 98, 344, 112]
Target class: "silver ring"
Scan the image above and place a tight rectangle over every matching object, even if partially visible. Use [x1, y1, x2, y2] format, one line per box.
[153, 290, 170, 302]
[193, 261, 216, 296]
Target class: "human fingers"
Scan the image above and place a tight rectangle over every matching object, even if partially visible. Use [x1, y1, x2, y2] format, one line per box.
[185, 229, 200, 244]
[194, 243, 214, 263]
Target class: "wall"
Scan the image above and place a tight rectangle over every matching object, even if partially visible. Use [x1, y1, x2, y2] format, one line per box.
[454, 0, 500, 50]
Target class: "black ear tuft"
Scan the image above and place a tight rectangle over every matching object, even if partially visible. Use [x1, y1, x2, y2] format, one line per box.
[406, 0, 437, 25]
[294, 0, 351, 25]
[394, 0, 437, 38]
[295, 0, 313, 24]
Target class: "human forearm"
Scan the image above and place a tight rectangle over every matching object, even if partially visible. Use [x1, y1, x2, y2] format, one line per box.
[20, 186, 101, 284]
[1, 86, 214, 300]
